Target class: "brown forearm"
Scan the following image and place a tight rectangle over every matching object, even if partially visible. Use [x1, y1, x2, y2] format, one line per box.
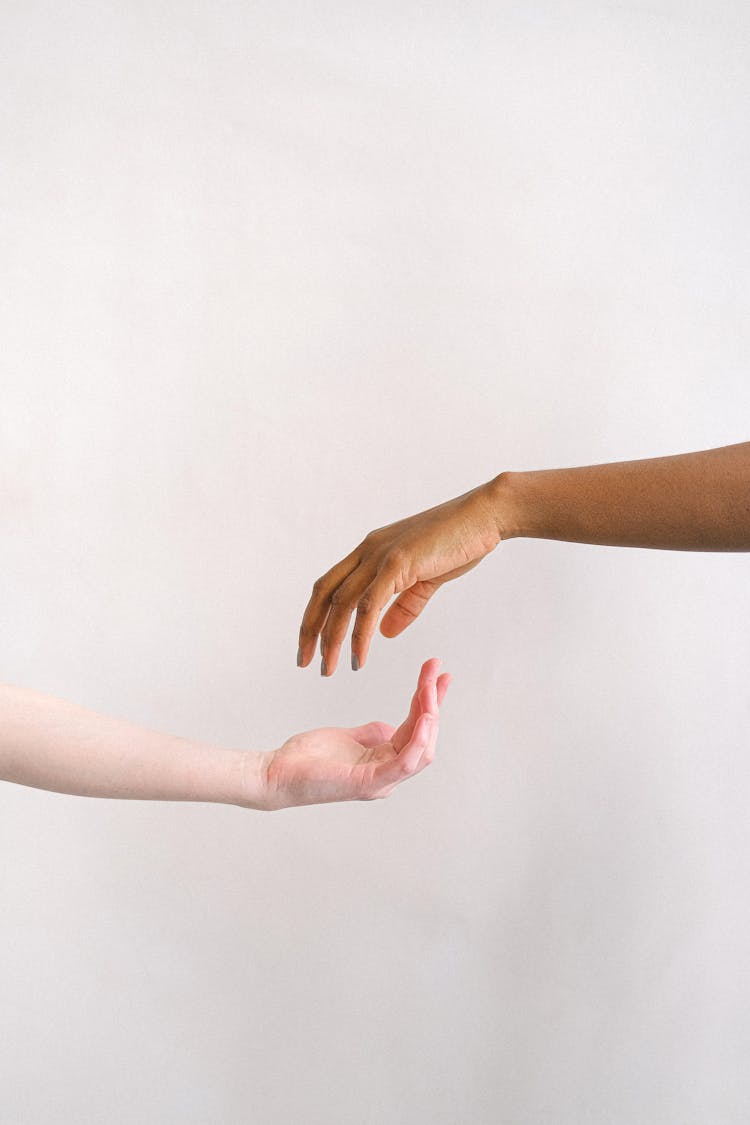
[492, 441, 750, 551]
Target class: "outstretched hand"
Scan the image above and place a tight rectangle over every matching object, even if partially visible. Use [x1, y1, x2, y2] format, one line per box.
[259, 659, 450, 810]
[297, 481, 502, 675]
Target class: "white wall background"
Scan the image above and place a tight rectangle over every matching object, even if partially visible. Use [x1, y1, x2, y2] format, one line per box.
[2, 2, 749, 1122]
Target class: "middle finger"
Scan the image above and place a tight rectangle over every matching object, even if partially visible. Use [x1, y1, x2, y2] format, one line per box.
[319, 566, 378, 675]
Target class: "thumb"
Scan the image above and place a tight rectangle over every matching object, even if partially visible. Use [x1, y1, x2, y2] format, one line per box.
[380, 579, 441, 638]
[380, 557, 484, 638]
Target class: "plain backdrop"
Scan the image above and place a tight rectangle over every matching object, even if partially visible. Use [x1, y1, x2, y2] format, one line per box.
[2, 2, 750, 1122]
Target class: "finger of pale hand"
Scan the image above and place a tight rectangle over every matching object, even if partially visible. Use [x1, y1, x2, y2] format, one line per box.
[298, 550, 361, 668]
[379, 579, 440, 639]
[391, 685, 422, 752]
[436, 671, 451, 707]
[389, 663, 441, 776]
[373, 711, 435, 789]
[348, 571, 399, 671]
[419, 704, 441, 772]
[416, 672, 448, 769]
[347, 720, 396, 748]
[392, 680, 433, 752]
[392, 657, 437, 751]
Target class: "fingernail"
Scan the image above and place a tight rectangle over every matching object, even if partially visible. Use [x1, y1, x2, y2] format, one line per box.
[320, 656, 327, 676]
[296, 646, 303, 667]
[351, 653, 360, 671]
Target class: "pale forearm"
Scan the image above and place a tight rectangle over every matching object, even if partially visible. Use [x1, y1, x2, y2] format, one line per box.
[0, 683, 267, 807]
[493, 441, 750, 551]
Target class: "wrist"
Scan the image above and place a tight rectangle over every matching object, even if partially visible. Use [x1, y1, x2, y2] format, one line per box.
[236, 749, 273, 811]
[483, 471, 527, 541]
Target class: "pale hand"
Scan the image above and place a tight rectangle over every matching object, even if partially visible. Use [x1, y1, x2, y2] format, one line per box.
[258, 659, 450, 809]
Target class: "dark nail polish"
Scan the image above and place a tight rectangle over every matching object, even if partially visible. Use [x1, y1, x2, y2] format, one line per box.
[296, 646, 303, 667]
[320, 656, 327, 676]
[351, 653, 360, 671]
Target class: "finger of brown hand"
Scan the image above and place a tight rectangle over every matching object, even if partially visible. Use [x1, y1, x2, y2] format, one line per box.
[380, 559, 483, 640]
[349, 567, 402, 671]
[379, 579, 440, 639]
[298, 550, 361, 668]
[319, 565, 381, 676]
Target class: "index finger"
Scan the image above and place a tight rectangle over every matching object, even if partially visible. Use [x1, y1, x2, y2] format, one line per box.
[297, 548, 361, 668]
[373, 710, 437, 790]
[392, 657, 441, 751]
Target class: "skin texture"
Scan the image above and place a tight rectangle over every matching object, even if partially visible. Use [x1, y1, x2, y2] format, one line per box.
[299, 441, 750, 675]
[0, 659, 449, 811]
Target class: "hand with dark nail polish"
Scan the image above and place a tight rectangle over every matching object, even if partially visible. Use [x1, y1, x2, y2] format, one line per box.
[296, 483, 502, 675]
[296, 441, 750, 674]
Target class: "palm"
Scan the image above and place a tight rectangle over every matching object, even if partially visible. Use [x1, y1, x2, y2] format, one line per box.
[262, 659, 450, 809]
[268, 723, 396, 807]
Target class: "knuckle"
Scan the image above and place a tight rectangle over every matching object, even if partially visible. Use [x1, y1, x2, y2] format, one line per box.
[330, 585, 354, 610]
[356, 594, 374, 616]
[383, 546, 406, 573]
[311, 575, 329, 596]
[298, 622, 317, 639]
